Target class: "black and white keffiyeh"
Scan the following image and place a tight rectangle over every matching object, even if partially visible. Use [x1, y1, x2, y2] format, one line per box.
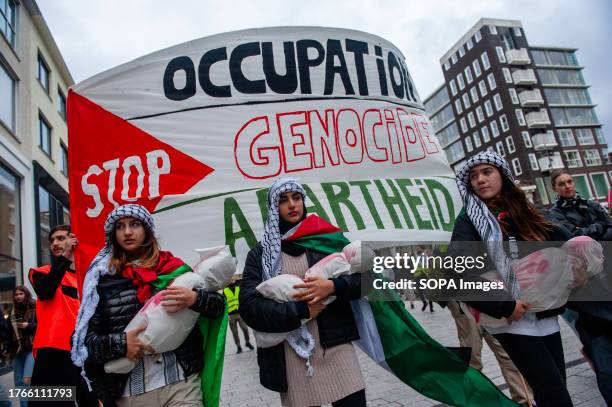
[72, 204, 156, 385]
[456, 151, 521, 298]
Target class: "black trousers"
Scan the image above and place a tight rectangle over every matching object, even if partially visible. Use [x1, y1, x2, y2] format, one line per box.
[30, 348, 98, 407]
[494, 332, 573, 407]
[310, 389, 366, 407]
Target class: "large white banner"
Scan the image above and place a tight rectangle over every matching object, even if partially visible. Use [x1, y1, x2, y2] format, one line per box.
[68, 27, 461, 278]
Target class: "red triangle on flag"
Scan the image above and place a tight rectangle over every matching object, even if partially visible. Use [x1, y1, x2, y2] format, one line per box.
[284, 214, 342, 241]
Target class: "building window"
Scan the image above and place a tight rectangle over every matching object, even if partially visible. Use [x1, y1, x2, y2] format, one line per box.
[465, 66, 473, 83]
[538, 69, 585, 85]
[0, 163, 21, 294]
[460, 118, 468, 133]
[487, 73, 497, 90]
[475, 30, 482, 42]
[502, 68, 513, 83]
[459, 45, 465, 58]
[496, 46, 506, 63]
[572, 174, 593, 199]
[544, 88, 592, 105]
[513, 27, 523, 37]
[509, 88, 519, 105]
[447, 140, 465, 163]
[484, 100, 494, 117]
[594, 128, 605, 144]
[37, 185, 70, 265]
[465, 136, 473, 152]
[575, 128, 595, 145]
[490, 120, 500, 138]
[478, 80, 487, 97]
[535, 177, 550, 205]
[489, 25, 498, 35]
[564, 150, 582, 168]
[522, 131, 532, 148]
[473, 59, 482, 77]
[601, 148, 610, 165]
[473, 131, 482, 148]
[506, 136, 516, 153]
[470, 87, 479, 103]
[462, 93, 471, 109]
[481, 126, 491, 143]
[449, 79, 457, 96]
[451, 53, 458, 65]
[557, 129, 576, 146]
[39, 114, 52, 157]
[528, 153, 539, 170]
[550, 107, 598, 126]
[457, 73, 465, 90]
[0, 0, 16, 47]
[476, 106, 485, 123]
[583, 149, 602, 166]
[512, 158, 522, 176]
[60, 142, 68, 176]
[444, 61, 451, 71]
[466, 38, 474, 50]
[38, 54, 52, 94]
[500, 114, 510, 132]
[0, 62, 15, 131]
[481, 52, 491, 70]
[58, 89, 67, 120]
[515, 109, 526, 126]
[454, 99, 463, 114]
[493, 93, 503, 111]
[590, 173, 609, 198]
[468, 112, 476, 129]
[436, 122, 460, 147]
[496, 141, 505, 157]
[532, 49, 578, 67]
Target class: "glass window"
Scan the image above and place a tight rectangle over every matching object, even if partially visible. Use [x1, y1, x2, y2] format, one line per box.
[532, 49, 578, 67]
[502, 68, 513, 83]
[473, 131, 482, 148]
[0, 0, 17, 47]
[575, 128, 595, 145]
[591, 173, 609, 198]
[464, 66, 473, 83]
[594, 128, 605, 144]
[459, 45, 465, 58]
[550, 108, 598, 126]
[489, 25, 498, 35]
[522, 131, 532, 148]
[512, 158, 522, 176]
[38, 54, 50, 93]
[493, 93, 503, 111]
[500, 114, 510, 132]
[472, 59, 482, 77]
[468, 112, 476, 128]
[466, 38, 474, 50]
[454, 99, 463, 114]
[58, 89, 67, 120]
[535, 177, 550, 205]
[0, 62, 15, 130]
[484, 100, 493, 117]
[537, 69, 585, 85]
[444, 61, 451, 71]
[462, 93, 471, 109]
[446, 140, 465, 163]
[470, 87, 479, 103]
[60, 143, 68, 176]
[481, 52, 491, 70]
[601, 148, 610, 165]
[513, 27, 522, 37]
[435, 122, 460, 147]
[478, 80, 487, 97]
[564, 150, 582, 168]
[39, 115, 52, 157]
[557, 129, 576, 146]
[573, 174, 592, 199]
[449, 79, 457, 96]
[0, 163, 21, 296]
[475, 30, 482, 42]
[457, 73, 465, 90]
[496, 141, 505, 157]
[460, 117, 468, 133]
[37, 185, 70, 265]
[544, 88, 592, 105]
[506, 136, 516, 153]
[430, 104, 455, 131]
[481, 126, 491, 143]
[490, 120, 500, 138]
[476, 106, 484, 123]
[583, 149, 602, 166]
[487, 73, 497, 90]
[451, 53, 458, 65]
[515, 109, 526, 126]
[509, 88, 519, 105]
[496, 46, 506, 63]
[465, 136, 473, 152]
[529, 153, 539, 170]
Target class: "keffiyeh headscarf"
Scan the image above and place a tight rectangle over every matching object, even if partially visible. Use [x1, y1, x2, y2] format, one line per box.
[71, 204, 156, 384]
[456, 151, 521, 298]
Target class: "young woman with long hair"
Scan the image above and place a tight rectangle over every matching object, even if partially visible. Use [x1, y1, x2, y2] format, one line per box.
[71, 204, 225, 406]
[10, 285, 36, 407]
[451, 151, 584, 407]
[239, 177, 366, 407]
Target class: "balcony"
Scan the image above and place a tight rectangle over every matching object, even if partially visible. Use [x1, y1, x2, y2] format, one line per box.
[526, 110, 551, 128]
[519, 89, 544, 107]
[506, 48, 531, 65]
[532, 132, 558, 151]
[538, 153, 564, 171]
[512, 69, 538, 86]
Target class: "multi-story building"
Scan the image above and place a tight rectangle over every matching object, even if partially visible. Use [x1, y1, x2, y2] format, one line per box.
[424, 18, 610, 206]
[0, 0, 73, 311]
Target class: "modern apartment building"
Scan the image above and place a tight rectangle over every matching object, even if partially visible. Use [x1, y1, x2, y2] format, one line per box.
[424, 18, 610, 206]
[0, 0, 73, 311]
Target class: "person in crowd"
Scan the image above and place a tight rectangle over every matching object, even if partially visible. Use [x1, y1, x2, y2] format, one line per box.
[223, 275, 254, 354]
[28, 224, 95, 407]
[71, 204, 225, 406]
[10, 286, 37, 407]
[449, 151, 584, 407]
[548, 169, 612, 240]
[549, 169, 612, 404]
[239, 177, 366, 407]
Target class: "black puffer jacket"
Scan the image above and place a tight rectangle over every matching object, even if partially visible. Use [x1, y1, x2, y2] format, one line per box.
[84, 274, 224, 405]
[549, 196, 612, 240]
[239, 243, 362, 392]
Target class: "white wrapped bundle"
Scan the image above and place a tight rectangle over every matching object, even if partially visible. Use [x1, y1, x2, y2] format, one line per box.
[104, 245, 236, 374]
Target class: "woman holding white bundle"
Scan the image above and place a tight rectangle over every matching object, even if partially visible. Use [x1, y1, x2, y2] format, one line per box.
[71, 204, 225, 407]
[450, 151, 587, 407]
[239, 177, 366, 407]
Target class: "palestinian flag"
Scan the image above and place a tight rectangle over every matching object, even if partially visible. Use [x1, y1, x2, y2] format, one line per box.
[286, 215, 517, 407]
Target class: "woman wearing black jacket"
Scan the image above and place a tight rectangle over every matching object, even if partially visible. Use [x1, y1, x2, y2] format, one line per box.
[450, 151, 582, 407]
[239, 177, 365, 407]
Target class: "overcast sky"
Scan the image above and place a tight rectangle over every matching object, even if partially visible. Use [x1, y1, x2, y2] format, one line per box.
[38, 0, 612, 145]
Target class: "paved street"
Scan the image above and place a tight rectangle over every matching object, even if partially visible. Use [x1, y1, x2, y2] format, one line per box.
[0, 303, 605, 406]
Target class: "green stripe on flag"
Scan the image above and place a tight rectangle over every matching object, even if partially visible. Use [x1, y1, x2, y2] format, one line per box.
[290, 232, 350, 254]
